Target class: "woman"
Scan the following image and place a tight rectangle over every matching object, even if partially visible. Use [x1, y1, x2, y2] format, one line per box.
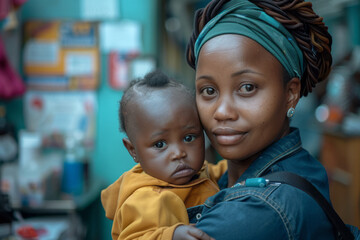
[179, 0, 359, 239]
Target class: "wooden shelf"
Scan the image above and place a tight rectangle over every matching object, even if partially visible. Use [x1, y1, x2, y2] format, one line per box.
[321, 131, 360, 228]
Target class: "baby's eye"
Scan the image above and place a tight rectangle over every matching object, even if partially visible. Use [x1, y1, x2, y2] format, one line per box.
[184, 135, 196, 143]
[239, 83, 256, 94]
[154, 141, 167, 149]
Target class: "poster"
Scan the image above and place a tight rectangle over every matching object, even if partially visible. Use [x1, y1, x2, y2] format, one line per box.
[24, 91, 97, 148]
[99, 21, 141, 54]
[23, 21, 99, 90]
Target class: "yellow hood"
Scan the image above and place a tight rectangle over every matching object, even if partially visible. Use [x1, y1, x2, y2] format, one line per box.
[101, 163, 215, 220]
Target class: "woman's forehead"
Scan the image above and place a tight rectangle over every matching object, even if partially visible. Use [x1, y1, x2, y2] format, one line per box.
[197, 34, 282, 74]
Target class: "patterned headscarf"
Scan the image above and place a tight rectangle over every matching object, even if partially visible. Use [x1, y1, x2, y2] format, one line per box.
[194, 0, 304, 79]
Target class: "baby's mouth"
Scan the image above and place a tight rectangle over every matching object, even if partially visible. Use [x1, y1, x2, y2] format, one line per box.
[172, 163, 195, 178]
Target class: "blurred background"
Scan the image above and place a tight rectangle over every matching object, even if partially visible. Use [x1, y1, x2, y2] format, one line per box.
[0, 0, 359, 239]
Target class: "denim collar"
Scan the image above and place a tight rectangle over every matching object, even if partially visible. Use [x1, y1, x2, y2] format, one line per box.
[218, 127, 302, 189]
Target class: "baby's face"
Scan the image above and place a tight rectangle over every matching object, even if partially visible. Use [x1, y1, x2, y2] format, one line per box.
[126, 88, 205, 185]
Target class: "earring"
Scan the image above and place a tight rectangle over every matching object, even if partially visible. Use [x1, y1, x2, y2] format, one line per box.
[287, 107, 295, 118]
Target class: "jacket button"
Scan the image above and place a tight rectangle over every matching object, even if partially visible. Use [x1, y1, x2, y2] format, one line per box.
[196, 213, 202, 220]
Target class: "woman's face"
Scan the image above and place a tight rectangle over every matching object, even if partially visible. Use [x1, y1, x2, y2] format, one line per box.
[195, 34, 297, 163]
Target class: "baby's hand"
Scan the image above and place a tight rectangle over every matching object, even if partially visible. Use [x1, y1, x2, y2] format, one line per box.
[173, 225, 215, 240]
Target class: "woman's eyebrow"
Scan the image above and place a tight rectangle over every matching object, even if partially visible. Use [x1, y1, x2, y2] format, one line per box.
[196, 74, 213, 81]
[231, 69, 263, 77]
[196, 69, 263, 81]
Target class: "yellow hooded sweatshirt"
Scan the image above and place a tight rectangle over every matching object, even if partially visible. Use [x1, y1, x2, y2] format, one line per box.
[101, 160, 227, 240]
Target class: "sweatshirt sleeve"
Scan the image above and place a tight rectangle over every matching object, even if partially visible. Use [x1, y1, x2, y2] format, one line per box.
[113, 187, 189, 240]
[207, 160, 228, 183]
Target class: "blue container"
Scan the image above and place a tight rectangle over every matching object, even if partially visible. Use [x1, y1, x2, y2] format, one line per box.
[61, 154, 84, 195]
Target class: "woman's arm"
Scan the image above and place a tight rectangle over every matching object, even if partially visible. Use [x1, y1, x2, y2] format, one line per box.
[195, 199, 289, 240]
[194, 185, 336, 240]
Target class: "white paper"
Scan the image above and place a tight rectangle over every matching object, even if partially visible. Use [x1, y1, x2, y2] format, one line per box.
[99, 21, 142, 53]
[130, 57, 156, 79]
[65, 52, 95, 76]
[81, 0, 118, 20]
[24, 40, 59, 65]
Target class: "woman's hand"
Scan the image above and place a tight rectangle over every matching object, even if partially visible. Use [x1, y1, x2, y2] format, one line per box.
[173, 225, 215, 240]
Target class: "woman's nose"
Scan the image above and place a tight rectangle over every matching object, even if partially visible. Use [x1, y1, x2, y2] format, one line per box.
[213, 96, 238, 121]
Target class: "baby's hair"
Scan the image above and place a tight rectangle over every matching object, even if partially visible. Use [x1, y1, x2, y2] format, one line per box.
[186, 0, 332, 97]
[119, 70, 194, 134]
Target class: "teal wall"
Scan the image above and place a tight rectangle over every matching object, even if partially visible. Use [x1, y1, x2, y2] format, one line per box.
[9, 1, 160, 239]
[322, 1, 360, 62]
[345, 2, 360, 46]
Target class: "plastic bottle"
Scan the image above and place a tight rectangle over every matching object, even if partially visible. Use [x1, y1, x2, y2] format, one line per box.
[61, 134, 84, 195]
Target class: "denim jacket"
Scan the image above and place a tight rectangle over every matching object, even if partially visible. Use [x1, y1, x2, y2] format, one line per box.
[188, 128, 359, 240]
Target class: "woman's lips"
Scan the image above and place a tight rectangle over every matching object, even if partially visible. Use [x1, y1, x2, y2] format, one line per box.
[212, 128, 247, 145]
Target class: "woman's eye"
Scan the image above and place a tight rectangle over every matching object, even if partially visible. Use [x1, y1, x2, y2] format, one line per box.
[184, 135, 196, 143]
[154, 141, 167, 149]
[201, 87, 216, 96]
[239, 84, 256, 93]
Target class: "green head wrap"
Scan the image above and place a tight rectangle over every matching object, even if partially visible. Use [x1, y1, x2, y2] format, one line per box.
[194, 0, 304, 79]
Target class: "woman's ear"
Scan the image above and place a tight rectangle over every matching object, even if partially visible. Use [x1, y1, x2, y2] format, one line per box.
[286, 77, 301, 109]
[122, 138, 138, 163]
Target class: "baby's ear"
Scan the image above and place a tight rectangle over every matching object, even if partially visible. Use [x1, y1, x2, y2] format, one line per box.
[122, 138, 138, 163]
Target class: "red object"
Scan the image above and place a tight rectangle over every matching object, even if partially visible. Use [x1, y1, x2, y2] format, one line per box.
[12, 0, 28, 8]
[0, 0, 28, 20]
[0, 0, 11, 20]
[0, 36, 26, 99]
[109, 51, 139, 90]
[31, 97, 43, 110]
[16, 225, 38, 239]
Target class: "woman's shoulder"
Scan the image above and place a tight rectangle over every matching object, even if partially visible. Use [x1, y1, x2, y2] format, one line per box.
[270, 146, 331, 199]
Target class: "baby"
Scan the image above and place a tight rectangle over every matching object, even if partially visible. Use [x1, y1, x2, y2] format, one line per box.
[101, 70, 226, 240]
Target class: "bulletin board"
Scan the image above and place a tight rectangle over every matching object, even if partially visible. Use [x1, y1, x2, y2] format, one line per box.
[23, 21, 99, 90]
